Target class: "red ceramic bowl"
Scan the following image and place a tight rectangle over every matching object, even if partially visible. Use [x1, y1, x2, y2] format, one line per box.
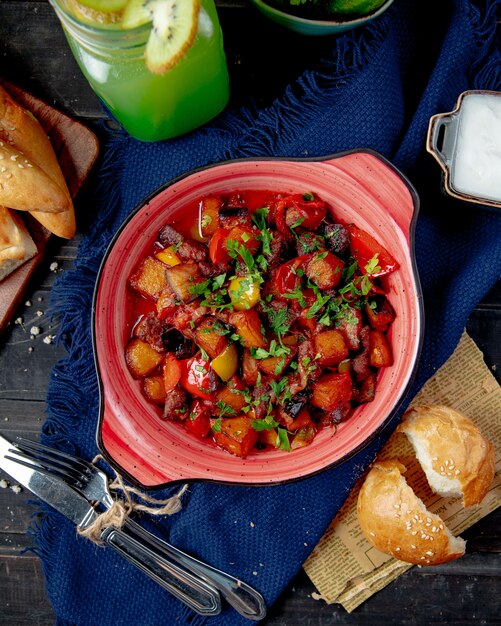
[93, 150, 423, 488]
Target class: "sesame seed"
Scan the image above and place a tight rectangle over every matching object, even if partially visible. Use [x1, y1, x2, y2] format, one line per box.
[444, 460, 449, 467]
[455, 469, 460, 475]
[411, 531, 417, 536]
[395, 547, 401, 552]
[393, 504, 401, 509]
[0, 166, 5, 172]
[18, 163, 24, 169]
[411, 544, 417, 549]
[10, 154, 18, 161]
[432, 526, 437, 532]
[369, 531, 375, 537]
[426, 551, 434, 556]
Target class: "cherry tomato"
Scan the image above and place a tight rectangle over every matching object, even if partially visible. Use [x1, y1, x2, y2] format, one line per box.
[209, 225, 261, 264]
[347, 224, 399, 277]
[285, 194, 327, 230]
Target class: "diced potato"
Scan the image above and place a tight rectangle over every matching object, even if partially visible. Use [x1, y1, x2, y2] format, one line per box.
[229, 310, 267, 348]
[129, 256, 168, 301]
[165, 260, 202, 303]
[212, 416, 259, 458]
[259, 428, 279, 448]
[313, 329, 348, 367]
[311, 372, 353, 411]
[143, 375, 166, 405]
[369, 330, 393, 367]
[125, 338, 163, 378]
[305, 252, 344, 290]
[211, 343, 239, 381]
[258, 347, 297, 379]
[214, 381, 247, 414]
[195, 316, 228, 359]
[365, 297, 396, 332]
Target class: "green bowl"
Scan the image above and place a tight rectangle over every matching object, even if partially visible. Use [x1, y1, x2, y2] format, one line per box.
[248, 0, 395, 35]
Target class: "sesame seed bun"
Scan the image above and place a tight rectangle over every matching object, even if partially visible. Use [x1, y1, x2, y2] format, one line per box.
[398, 405, 495, 507]
[357, 460, 466, 565]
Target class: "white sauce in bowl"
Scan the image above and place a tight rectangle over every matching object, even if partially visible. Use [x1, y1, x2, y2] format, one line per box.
[452, 93, 501, 202]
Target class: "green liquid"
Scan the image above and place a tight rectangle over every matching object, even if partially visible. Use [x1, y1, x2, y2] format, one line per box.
[60, 0, 230, 141]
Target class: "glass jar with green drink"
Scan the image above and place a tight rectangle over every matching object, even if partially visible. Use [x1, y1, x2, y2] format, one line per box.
[48, 0, 230, 142]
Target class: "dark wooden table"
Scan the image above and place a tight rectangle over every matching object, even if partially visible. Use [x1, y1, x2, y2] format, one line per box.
[0, 2, 500, 624]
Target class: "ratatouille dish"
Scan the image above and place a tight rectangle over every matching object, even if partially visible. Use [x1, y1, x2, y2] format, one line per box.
[125, 189, 398, 458]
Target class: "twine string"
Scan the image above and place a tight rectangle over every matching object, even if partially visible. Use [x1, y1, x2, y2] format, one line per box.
[77, 455, 189, 544]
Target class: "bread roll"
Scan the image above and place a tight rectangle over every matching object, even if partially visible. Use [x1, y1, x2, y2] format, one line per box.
[357, 460, 466, 565]
[398, 405, 495, 507]
[0, 141, 69, 213]
[0, 205, 38, 281]
[0, 85, 75, 237]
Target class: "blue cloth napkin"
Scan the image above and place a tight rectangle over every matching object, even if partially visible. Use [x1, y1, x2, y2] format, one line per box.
[35, 0, 501, 624]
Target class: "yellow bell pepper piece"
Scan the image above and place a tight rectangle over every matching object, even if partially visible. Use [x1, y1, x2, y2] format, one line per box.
[211, 343, 238, 381]
[155, 246, 181, 266]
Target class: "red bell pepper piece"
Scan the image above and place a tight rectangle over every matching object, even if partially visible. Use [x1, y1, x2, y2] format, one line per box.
[273, 254, 312, 296]
[163, 353, 182, 392]
[185, 400, 212, 438]
[346, 224, 399, 277]
[180, 356, 216, 400]
[274, 194, 327, 234]
[209, 225, 261, 264]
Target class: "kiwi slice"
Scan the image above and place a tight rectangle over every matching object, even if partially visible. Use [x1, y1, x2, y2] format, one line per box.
[76, 0, 129, 11]
[68, 0, 124, 24]
[144, 0, 200, 74]
[121, 0, 152, 28]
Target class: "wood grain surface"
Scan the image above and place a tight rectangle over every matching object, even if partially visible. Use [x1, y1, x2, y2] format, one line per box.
[0, 2, 500, 625]
[0, 80, 99, 335]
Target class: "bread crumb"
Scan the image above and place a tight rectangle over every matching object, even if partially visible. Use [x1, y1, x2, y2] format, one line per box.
[36, 310, 44, 317]
[14, 317, 23, 325]
[10, 484, 22, 494]
[43, 335, 56, 345]
[50, 262, 59, 272]
[30, 326, 40, 336]
[0, 479, 9, 489]
[25, 300, 32, 307]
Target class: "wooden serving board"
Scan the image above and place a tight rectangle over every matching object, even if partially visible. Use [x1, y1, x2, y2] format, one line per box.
[0, 80, 99, 335]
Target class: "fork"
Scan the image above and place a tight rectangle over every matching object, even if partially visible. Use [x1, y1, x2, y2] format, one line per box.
[12, 437, 267, 621]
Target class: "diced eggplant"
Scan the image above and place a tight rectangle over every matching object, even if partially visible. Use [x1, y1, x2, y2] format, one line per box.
[158, 224, 184, 247]
[352, 325, 371, 381]
[165, 260, 202, 303]
[295, 231, 325, 256]
[161, 328, 194, 359]
[321, 223, 351, 256]
[283, 390, 311, 420]
[177, 240, 207, 263]
[321, 401, 352, 425]
[162, 387, 188, 420]
[134, 311, 169, 352]
[353, 371, 378, 404]
[219, 206, 250, 229]
[336, 307, 363, 351]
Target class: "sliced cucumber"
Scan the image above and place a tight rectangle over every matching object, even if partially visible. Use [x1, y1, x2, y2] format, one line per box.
[144, 0, 200, 74]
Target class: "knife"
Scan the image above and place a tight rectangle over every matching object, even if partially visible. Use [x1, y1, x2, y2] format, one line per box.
[0, 434, 221, 616]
